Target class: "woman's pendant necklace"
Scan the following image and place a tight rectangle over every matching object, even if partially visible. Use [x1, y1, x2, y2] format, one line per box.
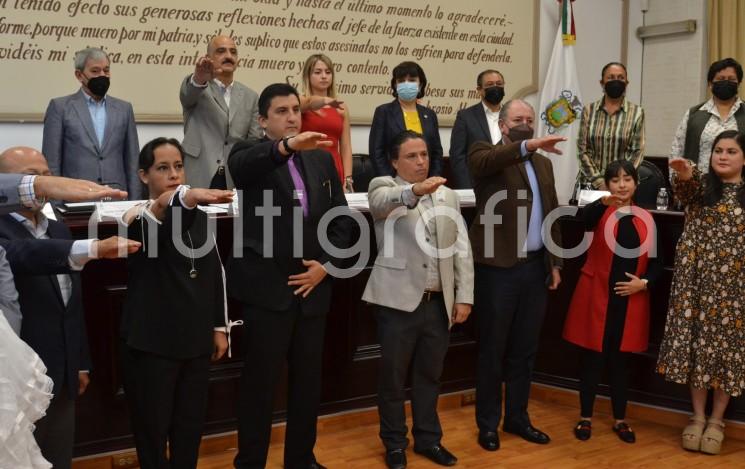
[187, 232, 198, 279]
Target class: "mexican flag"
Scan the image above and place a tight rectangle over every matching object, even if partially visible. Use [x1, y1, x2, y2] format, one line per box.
[536, 0, 583, 204]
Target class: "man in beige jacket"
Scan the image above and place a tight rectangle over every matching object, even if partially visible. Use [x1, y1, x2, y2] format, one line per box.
[363, 130, 474, 469]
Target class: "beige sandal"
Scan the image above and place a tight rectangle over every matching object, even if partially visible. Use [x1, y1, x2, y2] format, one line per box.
[682, 415, 707, 451]
[700, 418, 725, 455]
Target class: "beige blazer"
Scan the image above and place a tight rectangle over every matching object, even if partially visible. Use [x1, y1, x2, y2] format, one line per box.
[362, 176, 474, 325]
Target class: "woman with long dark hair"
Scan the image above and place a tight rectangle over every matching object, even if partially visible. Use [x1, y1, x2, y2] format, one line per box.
[563, 160, 661, 444]
[658, 130, 745, 455]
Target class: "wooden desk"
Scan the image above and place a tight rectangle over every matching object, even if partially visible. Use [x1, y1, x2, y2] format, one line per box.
[66, 205, 743, 457]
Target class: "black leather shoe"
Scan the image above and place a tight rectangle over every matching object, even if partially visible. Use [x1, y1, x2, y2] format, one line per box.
[503, 423, 551, 444]
[478, 431, 500, 451]
[385, 448, 407, 469]
[414, 444, 457, 466]
[613, 422, 636, 444]
[574, 419, 592, 441]
[307, 463, 327, 469]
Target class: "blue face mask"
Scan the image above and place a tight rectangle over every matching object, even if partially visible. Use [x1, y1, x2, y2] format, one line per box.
[396, 82, 419, 101]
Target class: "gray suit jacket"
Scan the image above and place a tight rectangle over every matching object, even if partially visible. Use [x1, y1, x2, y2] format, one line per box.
[0, 174, 51, 334]
[42, 89, 140, 198]
[180, 76, 261, 188]
[362, 176, 474, 325]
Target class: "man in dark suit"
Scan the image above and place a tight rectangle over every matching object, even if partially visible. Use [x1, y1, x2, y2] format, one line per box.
[228, 83, 352, 469]
[42, 48, 140, 197]
[449, 70, 506, 189]
[0, 147, 139, 469]
[467, 99, 566, 452]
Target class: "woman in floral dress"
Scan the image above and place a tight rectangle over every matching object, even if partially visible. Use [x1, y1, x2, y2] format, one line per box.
[657, 129, 745, 455]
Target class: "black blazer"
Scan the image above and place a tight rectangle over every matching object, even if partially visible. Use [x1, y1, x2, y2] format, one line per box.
[121, 196, 226, 359]
[368, 100, 443, 177]
[0, 214, 91, 399]
[449, 102, 493, 189]
[227, 138, 353, 315]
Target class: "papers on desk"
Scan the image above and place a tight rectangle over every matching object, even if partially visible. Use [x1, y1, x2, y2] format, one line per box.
[453, 189, 475, 207]
[577, 189, 610, 206]
[344, 192, 369, 211]
[41, 203, 57, 221]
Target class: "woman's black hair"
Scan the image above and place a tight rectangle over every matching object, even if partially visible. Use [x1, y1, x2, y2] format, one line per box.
[603, 159, 638, 186]
[390, 61, 427, 99]
[138, 137, 184, 199]
[703, 130, 745, 207]
[138, 137, 184, 172]
[707, 57, 743, 83]
[600, 62, 627, 79]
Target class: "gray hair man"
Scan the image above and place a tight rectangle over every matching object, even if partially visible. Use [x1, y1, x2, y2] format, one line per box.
[42, 47, 141, 198]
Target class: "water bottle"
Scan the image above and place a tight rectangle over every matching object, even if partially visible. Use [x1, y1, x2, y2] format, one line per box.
[656, 187, 669, 211]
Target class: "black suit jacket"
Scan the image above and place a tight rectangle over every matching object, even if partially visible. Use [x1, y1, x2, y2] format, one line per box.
[121, 197, 226, 359]
[0, 214, 91, 398]
[368, 100, 443, 177]
[449, 102, 493, 189]
[227, 138, 353, 315]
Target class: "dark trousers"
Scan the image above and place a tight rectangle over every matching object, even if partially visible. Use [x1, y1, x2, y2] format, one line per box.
[579, 348, 629, 419]
[578, 294, 630, 420]
[474, 258, 547, 432]
[234, 305, 326, 469]
[34, 386, 75, 469]
[120, 343, 211, 469]
[375, 297, 450, 451]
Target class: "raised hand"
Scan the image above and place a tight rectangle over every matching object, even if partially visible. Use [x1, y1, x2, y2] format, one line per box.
[284, 132, 334, 152]
[412, 177, 447, 196]
[526, 135, 567, 154]
[601, 194, 626, 207]
[183, 188, 235, 207]
[193, 56, 217, 85]
[92, 236, 141, 259]
[34, 176, 128, 202]
[669, 158, 694, 181]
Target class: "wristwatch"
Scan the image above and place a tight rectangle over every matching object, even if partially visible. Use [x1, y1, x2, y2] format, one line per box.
[281, 136, 295, 154]
[641, 278, 649, 289]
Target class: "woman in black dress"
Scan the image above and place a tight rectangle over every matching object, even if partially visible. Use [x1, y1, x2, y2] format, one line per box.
[119, 137, 235, 469]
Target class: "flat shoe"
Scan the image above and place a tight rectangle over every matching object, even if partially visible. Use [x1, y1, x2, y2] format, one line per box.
[612, 422, 635, 443]
[574, 419, 592, 441]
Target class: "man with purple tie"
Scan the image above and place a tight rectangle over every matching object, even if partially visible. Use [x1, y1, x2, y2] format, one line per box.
[228, 83, 353, 469]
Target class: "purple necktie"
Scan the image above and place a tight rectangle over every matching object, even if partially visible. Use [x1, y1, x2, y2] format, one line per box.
[287, 156, 309, 218]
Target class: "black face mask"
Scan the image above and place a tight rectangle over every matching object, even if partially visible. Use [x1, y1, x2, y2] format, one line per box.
[85, 75, 110, 98]
[483, 86, 505, 105]
[712, 80, 739, 101]
[507, 124, 534, 142]
[604, 80, 626, 99]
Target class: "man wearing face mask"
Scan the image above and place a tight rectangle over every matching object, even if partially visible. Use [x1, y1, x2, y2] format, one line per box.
[180, 35, 262, 189]
[467, 99, 566, 452]
[449, 70, 506, 189]
[670, 57, 745, 173]
[577, 62, 645, 190]
[42, 48, 140, 198]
